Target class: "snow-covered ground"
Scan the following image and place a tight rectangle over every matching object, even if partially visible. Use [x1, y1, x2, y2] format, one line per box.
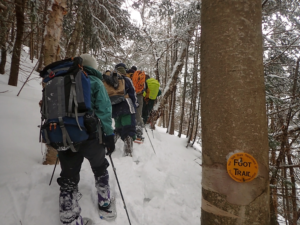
[0, 50, 202, 225]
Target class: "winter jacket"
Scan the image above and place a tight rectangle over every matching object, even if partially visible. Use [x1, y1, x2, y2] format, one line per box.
[83, 66, 113, 135]
[112, 75, 138, 118]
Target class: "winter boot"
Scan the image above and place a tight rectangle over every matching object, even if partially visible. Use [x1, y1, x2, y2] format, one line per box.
[123, 136, 133, 156]
[95, 170, 110, 207]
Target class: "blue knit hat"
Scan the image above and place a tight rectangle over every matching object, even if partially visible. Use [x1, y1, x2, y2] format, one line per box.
[115, 63, 127, 69]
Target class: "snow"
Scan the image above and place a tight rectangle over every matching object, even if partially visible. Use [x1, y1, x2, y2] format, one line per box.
[0, 50, 202, 225]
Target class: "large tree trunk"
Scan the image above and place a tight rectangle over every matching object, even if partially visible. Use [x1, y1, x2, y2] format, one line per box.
[43, 0, 67, 66]
[8, 0, 26, 86]
[200, 1, 270, 224]
[42, 0, 67, 165]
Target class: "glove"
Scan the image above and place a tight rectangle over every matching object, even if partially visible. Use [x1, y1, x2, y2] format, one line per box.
[104, 134, 115, 155]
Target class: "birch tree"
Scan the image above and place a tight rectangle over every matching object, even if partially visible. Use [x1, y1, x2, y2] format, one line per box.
[43, 0, 67, 66]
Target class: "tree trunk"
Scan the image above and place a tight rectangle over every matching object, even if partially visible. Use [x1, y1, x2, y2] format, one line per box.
[178, 41, 189, 137]
[201, 1, 270, 224]
[65, 0, 83, 58]
[43, 0, 67, 66]
[192, 80, 201, 146]
[0, 0, 9, 74]
[186, 101, 192, 138]
[169, 85, 176, 135]
[187, 31, 200, 145]
[37, 0, 49, 71]
[35, 26, 40, 59]
[283, 156, 292, 224]
[8, 0, 26, 86]
[42, 0, 67, 165]
[10, 15, 15, 44]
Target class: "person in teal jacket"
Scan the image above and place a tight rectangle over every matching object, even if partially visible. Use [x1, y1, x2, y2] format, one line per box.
[57, 54, 116, 225]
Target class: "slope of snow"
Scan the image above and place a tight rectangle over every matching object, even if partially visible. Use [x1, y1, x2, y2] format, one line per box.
[0, 51, 202, 225]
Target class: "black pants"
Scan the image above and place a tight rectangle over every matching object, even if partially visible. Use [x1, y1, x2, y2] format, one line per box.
[142, 99, 155, 124]
[57, 138, 109, 188]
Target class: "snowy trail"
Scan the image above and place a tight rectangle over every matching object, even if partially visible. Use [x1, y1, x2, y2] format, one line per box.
[0, 50, 202, 225]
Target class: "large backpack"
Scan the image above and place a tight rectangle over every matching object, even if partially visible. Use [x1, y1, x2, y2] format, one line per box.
[102, 70, 129, 105]
[39, 57, 91, 152]
[143, 78, 160, 100]
[132, 70, 146, 94]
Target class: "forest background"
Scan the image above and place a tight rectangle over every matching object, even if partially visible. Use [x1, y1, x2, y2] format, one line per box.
[0, 0, 300, 224]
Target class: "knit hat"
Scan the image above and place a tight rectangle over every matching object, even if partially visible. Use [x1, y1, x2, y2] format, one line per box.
[126, 69, 135, 74]
[80, 53, 98, 69]
[116, 67, 127, 75]
[115, 63, 127, 69]
[131, 66, 137, 71]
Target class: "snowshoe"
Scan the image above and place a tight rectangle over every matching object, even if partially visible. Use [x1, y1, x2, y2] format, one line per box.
[82, 217, 93, 225]
[134, 136, 144, 144]
[98, 196, 117, 220]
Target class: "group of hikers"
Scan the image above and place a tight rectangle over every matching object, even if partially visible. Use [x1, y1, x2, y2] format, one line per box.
[39, 54, 161, 224]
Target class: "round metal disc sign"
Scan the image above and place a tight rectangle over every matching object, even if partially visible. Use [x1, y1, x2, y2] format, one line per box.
[227, 153, 258, 182]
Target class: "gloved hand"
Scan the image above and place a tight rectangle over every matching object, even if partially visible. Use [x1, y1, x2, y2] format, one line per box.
[104, 134, 115, 155]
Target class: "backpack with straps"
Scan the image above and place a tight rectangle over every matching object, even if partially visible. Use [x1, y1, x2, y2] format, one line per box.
[39, 57, 91, 152]
[143, 78, 160, 100]
[131, 70, 146, 94]
[102, 70, 129, 105]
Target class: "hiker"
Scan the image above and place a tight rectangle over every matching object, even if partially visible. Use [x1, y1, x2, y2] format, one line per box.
[102, 63, 138, 156]
[127, 67, 146, 143]
[142, 75, 161, 125]
[48, 54, 116, 225]
[131, 65, 137, 72]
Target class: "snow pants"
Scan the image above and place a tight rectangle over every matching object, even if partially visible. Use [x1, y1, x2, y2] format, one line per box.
[114, 114, 136, 140]
[57, 138, 110, 225]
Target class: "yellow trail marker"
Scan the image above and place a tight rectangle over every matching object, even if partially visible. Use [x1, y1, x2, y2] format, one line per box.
[227, 153, 258, 182]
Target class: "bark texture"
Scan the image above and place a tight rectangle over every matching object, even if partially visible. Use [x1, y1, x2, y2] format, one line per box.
[201, 1, 270, 224]
[43, 0, 67, 66]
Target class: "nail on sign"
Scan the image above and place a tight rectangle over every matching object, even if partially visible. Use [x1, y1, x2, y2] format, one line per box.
[227, 153, 258, 182]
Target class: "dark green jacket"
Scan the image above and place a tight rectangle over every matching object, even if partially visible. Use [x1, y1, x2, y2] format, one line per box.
[83, 66, 113, 135]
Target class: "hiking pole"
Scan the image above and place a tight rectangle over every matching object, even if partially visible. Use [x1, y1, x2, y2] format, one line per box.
[144, 126, 156, 155]
[108, 155, 132, 225]
[49, 156, 59, 185]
